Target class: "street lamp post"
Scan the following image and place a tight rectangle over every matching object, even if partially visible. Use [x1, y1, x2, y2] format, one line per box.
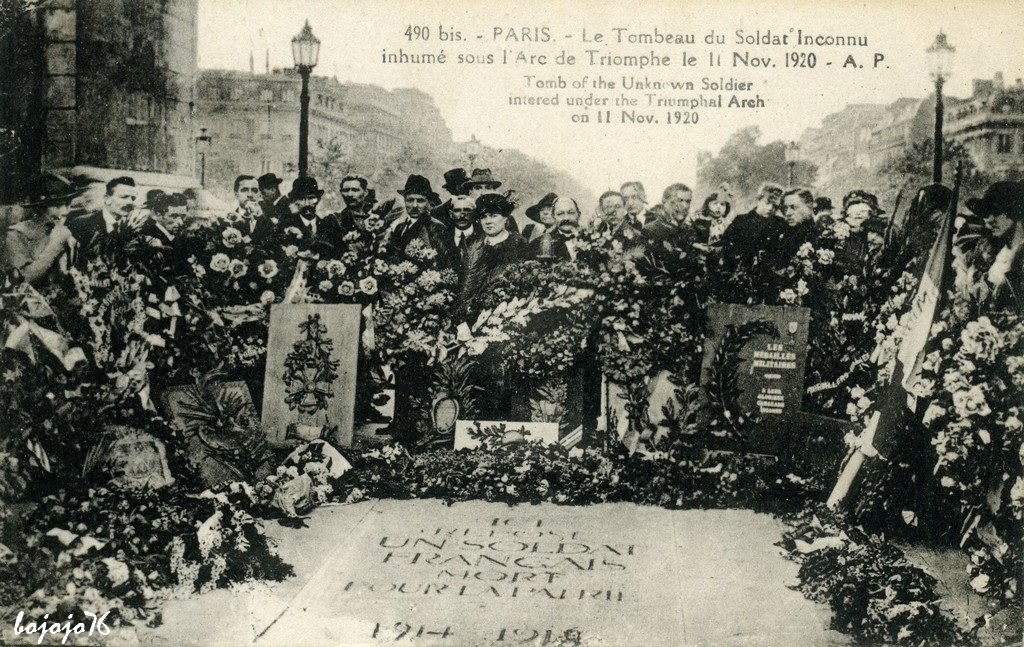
[196, 127, 212, 188]
[291, 20, 320, 178]
[466, 134, 482, 169]
[927, 31, 956, 184]
[784, 141, 800, 186]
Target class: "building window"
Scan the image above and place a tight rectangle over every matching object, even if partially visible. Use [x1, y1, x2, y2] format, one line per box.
[283, 90, 296, 102]
[260, 89, 273, 102]
[997, 133, 1012, 153]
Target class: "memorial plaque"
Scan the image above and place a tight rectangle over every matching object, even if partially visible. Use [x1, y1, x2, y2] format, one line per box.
[700, 303, 811, 454]
[144, 501, 840, 646]
[454, 420, 560, 450]
[262, 303, 361, 448]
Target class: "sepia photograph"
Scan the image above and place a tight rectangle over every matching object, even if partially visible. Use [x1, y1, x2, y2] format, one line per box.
[0, 0, 1022, 644]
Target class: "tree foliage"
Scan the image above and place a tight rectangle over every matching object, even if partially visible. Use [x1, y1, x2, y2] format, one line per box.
[875, 138, 992, 198]
[696, 126, 818, 204]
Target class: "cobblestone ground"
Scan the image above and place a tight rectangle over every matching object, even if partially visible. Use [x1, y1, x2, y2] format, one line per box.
[140, 500, 849, 647]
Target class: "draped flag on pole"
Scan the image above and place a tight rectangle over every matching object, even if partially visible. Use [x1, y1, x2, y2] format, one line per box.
[827, 166, 961, 509]
[868, 169, 960, 460]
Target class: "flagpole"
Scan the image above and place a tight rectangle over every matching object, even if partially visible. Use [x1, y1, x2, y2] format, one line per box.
[826, 163, 962, 511]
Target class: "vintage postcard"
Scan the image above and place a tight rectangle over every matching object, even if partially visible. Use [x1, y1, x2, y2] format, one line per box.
[0, 0, 1021, 645]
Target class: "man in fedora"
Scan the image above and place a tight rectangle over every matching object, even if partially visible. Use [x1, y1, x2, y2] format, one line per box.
[279, 176, 341, 253]
[430, 167, 471, 232]
[968, 181, 1024, 313]
[442, 168, 470, 198]
[389, 174, 456, 270]
[463, 168, 502, 201]
[258, 172, 289, 221]
[4, 173, 79, 285]
[65, 175, 173, 265]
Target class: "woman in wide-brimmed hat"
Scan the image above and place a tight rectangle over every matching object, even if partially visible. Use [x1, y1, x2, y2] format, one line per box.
[968, 181, 1024, 313]
[521, 192, 557, 242]
[4, 173, 80, 285]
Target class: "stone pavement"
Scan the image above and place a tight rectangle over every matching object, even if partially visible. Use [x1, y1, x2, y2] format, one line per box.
[141, 500, 848, 647]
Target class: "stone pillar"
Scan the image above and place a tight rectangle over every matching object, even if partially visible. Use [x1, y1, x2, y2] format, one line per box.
[41, 0, 76, 169]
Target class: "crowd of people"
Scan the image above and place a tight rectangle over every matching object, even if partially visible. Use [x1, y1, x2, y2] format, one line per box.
[4, 163, 1024, 317]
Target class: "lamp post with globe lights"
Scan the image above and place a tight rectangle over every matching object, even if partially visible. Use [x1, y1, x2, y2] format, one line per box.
[291, 20, 320, 178]
[927, 31, 956, 183]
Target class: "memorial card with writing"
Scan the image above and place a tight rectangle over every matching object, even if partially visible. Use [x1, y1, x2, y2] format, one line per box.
[700, 303, 811, 454]
[262, 303, 361, 448]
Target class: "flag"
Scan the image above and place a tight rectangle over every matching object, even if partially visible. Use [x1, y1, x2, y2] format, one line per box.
[868, 169, 960, 460]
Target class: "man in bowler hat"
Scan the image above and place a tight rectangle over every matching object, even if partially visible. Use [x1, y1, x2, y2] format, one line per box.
[389, 175, 457, 270]
[279, 176, 341, 253]
[258, 173, 289, 220]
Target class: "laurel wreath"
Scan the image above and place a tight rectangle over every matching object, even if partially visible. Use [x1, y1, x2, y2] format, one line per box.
[704, 318, 779, 443]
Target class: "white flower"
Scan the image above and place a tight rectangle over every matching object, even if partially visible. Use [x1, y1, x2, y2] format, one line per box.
[257, 259, 279, 279]
[210, 253, 230, 272]
[338, 281, 355, 296]
[283, 245, 299, 258]
[359, 276, 378, 295]
[940, 476, 956, 488]
[221, 227, 243, 248]
[952, 385, 991, 418]
[969, 573, 990, 593]
[832, 221, 851, 240]
[228, 259, 248, 278]
[260, 290, 275, 305]
[796, 279, 809, 296]
[960, 316, 1003, 361]
[779, 289, 798, 304]
[326, 259, 346, 277]
[816, 249, 835, 265]
[922, 403, 946, 425]
[796, 242, 814, 258]
[318, 279, 333, 292]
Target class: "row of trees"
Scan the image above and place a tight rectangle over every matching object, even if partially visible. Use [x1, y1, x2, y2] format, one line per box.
[309, 135, 594, 215]
[696, 125, 996, 213]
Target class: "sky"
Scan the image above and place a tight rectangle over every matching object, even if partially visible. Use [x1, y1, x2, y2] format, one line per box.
[197, 0, 1024, 200]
